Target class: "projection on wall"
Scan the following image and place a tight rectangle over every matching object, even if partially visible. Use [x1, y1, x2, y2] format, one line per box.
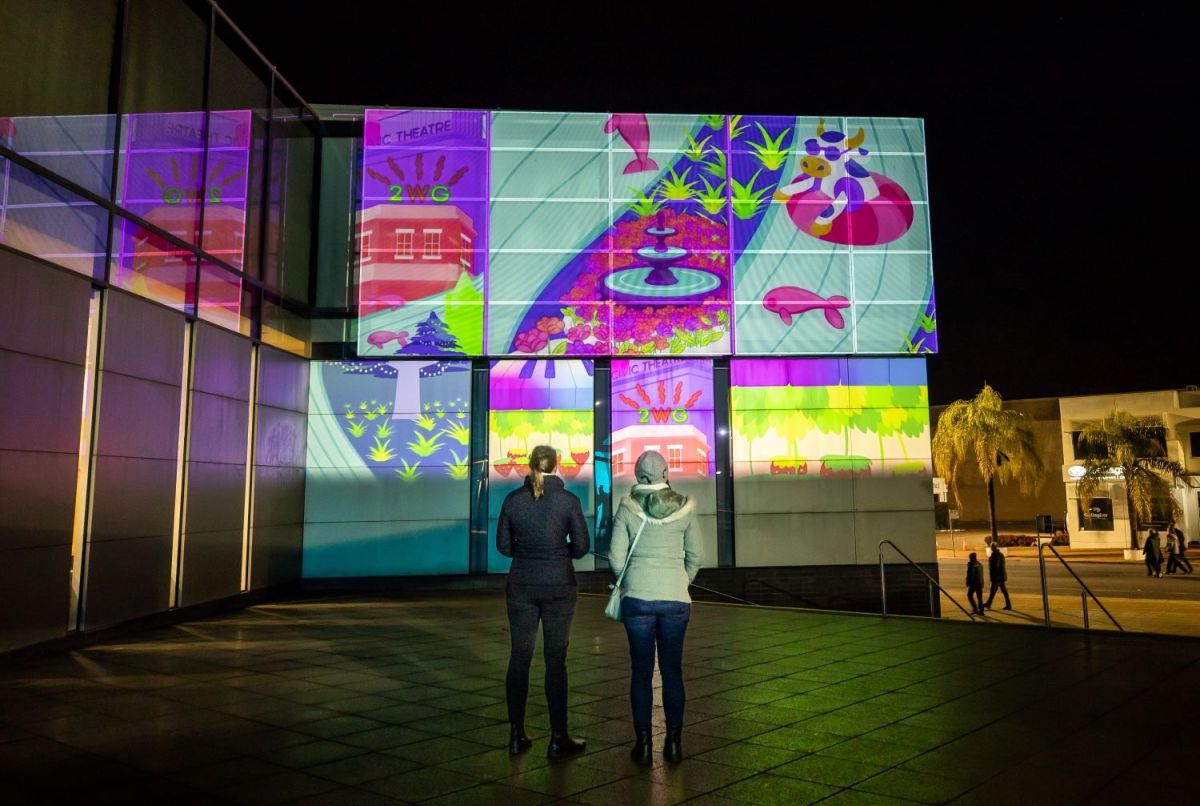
[610, 359, 715, 479]
[728, 357, 933, 567]
[731, 358, 930, 478]
[111, 110, 252, 314]
[358, 111, 933, 359]
[357, 109, 489, 358]
[610, 358, 719, 566]
[488, 359, 595, 572]
[304, 359, 472, 576]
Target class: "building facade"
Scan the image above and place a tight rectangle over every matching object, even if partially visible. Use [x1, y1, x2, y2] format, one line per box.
[0, 0, 941, 653]
[1060, 390, 1200, 549]
[931, 392, 1200, 548]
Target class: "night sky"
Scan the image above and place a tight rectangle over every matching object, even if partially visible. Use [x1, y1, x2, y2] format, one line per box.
[219, 5, 1195, 405]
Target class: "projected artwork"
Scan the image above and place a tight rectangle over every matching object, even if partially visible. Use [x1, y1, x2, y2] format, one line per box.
[112, 110, 252, 312]
[360, 110, 934, 358]
[357, 109, 488, 358]
[730, 358, 930, 478]
[304, 359, 472, 576]
[488, 359, 595, 572]
[610, 359, 715, 479]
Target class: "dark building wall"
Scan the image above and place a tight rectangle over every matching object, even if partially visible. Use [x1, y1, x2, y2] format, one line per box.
[84, 290, 185, 629]
[250, 347, 308, 589]
[180, 324, 252, 606]
[0, 255, 311, 653]
[931, 398, 1066, 527]
[0, 248, 92, 651]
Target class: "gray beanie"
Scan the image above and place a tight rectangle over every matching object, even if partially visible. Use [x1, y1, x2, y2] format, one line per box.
[634, 450, 669, 485]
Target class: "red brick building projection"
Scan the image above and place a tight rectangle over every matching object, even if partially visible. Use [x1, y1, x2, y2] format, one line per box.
[359, 205, 478, 314]
[611, 423, 711, 480]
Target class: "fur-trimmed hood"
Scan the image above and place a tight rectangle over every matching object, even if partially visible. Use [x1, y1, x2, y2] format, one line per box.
[620, 483, 694, 523]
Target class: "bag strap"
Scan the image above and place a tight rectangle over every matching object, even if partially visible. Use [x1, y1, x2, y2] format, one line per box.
[612, 513, 649, 590]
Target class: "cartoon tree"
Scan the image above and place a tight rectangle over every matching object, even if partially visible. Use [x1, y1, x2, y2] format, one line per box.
[856, 386, 893, 471]
[541, 410, 564, 445]
[732, 390, 770, 473]
[740, 407, 771, 473]
[894, 386, 930, 462]
[400, 311, 459, 355]
[821, 385, 866, 456]
[776, 406, 816, 460]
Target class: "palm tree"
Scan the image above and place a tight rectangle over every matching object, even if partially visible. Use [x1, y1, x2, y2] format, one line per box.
[1075, 411, 1185, 550]
[932, 384, 1044, 543]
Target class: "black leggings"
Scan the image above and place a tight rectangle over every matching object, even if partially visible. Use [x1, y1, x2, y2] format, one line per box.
[505, 583, 576, 733]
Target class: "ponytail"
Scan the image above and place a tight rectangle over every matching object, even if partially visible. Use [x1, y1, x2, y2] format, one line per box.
[528, 444, 558, 500]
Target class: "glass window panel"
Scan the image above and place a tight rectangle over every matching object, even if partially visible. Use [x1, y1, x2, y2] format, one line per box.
[198, 260, 247, 335]
[109, 212, 195, 313]
[0, 156, 108, 278]
[264, 92, 315, 304]
[207, 19, 271, 274]
[261, 297, 310, 357]
[115, 111, 207, 249]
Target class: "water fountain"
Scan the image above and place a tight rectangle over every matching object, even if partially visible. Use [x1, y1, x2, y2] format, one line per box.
[604, 211, 724, 300]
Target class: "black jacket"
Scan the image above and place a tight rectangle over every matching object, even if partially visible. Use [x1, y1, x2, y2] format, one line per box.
[497, 475, 590, 586]
[1143, 534, 1162, 563]
[966, 560, 984, 589]
[989, 550, 1007, 583]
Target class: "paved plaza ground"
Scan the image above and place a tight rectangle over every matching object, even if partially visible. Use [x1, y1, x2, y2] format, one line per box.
[3, 592, 1198, 804]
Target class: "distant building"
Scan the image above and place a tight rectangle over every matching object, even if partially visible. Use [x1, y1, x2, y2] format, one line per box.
[932, 389, 1200, 547]
[1060, 389, 1200, 548]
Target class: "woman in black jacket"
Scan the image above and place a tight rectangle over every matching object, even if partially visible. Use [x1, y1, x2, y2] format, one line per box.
[497, 444, 591, 757]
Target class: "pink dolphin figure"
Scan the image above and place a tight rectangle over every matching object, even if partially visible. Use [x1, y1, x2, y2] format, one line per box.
[763, 287, 850, 329]
[604, 113, 658, 174]
[366, 330, 409, 349]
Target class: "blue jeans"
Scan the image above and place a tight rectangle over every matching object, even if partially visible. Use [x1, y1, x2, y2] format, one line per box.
[621, 597, 690, 730]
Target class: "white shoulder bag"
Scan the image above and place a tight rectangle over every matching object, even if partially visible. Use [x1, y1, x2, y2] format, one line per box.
[604, 512, 648, 622]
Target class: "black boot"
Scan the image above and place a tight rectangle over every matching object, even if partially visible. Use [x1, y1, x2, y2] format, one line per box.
[509, 724, 532, 755]
[547, 731, 586, 758]
[663, 727, 683, 763]
[630, 728, 653, 764]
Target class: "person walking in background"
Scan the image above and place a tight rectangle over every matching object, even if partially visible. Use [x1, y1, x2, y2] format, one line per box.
[985, 541, 1011, 610]
[1166, 528, 1182, 574]
[610, 450, 703, 765]
[497, 445, 591, 757]
[1143, 528, 1163, 578]
[966, 552, 985, 615]
[1168, 521, 1193, 574]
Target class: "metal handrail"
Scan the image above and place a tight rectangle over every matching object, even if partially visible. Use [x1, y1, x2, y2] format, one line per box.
[879, 540, 976, 621]
[742, 579, 824, 609]
[592, 555, 837, 611]
[1037, 542, 1123, 631]
[689, 582, 759, 606]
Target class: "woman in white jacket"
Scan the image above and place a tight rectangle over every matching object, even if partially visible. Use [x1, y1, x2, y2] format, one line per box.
[609, 450, 703, 764]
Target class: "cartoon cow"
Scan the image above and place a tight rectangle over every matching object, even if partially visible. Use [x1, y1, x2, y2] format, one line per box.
[774, 120, 913, 246]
